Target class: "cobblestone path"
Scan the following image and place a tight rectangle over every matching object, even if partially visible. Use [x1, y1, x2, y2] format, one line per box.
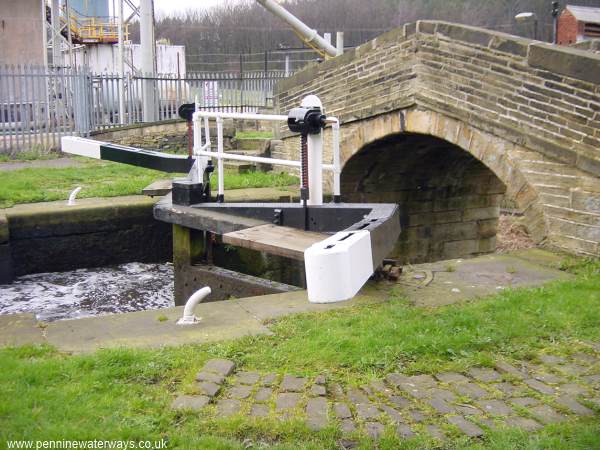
[171, 345, 600, 442]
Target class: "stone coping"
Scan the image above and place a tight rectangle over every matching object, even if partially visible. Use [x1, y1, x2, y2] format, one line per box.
[0, 250, 570, 353]
[275, 20, 600, 95]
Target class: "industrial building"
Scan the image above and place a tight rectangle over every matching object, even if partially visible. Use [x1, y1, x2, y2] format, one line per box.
[0, 0, 186, 74]
[0, 0, 45, 65]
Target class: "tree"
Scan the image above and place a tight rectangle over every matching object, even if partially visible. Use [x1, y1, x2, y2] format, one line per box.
[132, 0, 600, 72]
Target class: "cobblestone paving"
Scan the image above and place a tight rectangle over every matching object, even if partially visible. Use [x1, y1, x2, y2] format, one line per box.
[171, 347, 600, 442]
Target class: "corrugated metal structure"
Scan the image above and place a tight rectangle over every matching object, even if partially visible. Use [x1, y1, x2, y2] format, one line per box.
[70, 44, 186, 75]
[69, 0, 109, 18]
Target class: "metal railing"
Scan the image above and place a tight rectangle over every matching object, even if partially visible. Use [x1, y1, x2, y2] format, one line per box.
[191, 109, 341, 203]
[0, 65, 289, 155]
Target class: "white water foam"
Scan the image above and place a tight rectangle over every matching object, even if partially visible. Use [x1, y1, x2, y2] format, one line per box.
[0, 262, 174, 322]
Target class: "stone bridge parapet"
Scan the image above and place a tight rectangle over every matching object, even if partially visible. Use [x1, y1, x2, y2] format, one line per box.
[274, 21, 600, 259]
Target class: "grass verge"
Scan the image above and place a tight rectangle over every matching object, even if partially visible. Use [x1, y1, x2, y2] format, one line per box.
[0, 260, 598, 449]
[0, 160, 298, 208]
[0, 148, 61, 162]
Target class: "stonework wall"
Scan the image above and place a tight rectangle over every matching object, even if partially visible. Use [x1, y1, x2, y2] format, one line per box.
[0, 212, 12, 283]
[571, 39, 600, 53]
[274, 21, 600, 258]
[4, 196, 171, 277]
[90, 120, 235, 152]
[341, 133, 505, 263]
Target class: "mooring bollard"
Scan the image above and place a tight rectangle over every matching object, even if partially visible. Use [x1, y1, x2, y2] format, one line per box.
[177, 286, 211, 325]
[67, 187, 82, 206]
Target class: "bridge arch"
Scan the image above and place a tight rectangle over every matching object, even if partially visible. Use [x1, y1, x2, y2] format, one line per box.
[339, 109, 544, 263]
[275, 21, 600, 256]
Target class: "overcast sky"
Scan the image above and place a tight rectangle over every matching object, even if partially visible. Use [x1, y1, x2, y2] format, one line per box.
[153, 0, 242, 15]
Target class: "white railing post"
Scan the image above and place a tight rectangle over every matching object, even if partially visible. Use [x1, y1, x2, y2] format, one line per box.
[307, 132, 323, 206]
[331, 119, 341, 202]
[192, 113, 204, 184]
[216, 116, 225, 202]
[190, 110, 338, 204]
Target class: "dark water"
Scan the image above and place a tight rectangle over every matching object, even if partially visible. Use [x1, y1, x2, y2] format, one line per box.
[0, 262, 174, 322]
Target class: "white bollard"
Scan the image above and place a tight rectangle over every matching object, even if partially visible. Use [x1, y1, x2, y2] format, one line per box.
[67, 187, 82, 206]
[177, 286, 211, 325]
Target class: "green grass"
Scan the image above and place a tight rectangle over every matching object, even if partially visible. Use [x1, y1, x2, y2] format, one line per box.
[235, 130, 274, 139]
[0, 160, 298, 208]
[0, 260, 598, 449]
[0, 148, 61, 162]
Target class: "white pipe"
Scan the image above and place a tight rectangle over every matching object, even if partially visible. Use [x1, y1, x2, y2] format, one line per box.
[336, 32, 344, 56]
[64, 0, 74, 67]
[193, 150, 335, 171]
[194, 111, 287, 122]
[256, 0, 338, 58]
[331, 118, 341, 198]
[67, 187, 82, 206]
[177, 286, 211, 325]
[307, 132, 323, 206]
[140, 0, 156, 122]
[50, 0, 62, 67]
[117, 0, 125, 124]
[41, 0, 48, 67]
[192, 95, 206, 184]
[203, 117, 211, 148]
[216, 117, 225, 201]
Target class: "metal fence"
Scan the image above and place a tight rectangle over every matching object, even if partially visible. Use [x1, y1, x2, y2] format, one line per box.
[186, 49, 320, 73]
[0, 65, 289, 154]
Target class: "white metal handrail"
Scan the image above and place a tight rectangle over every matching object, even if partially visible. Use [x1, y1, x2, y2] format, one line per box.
[192, 109, 341, 203]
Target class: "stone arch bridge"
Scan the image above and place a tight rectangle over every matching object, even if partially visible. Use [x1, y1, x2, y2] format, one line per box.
[274, 21, 600, 262]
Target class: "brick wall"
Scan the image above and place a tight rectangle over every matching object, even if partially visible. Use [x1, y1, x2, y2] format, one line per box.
[557, 9, 579, 45]
[274, 21, 600, 258]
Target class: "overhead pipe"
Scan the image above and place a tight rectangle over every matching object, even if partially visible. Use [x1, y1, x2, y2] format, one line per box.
[256, 0, 338, 58]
